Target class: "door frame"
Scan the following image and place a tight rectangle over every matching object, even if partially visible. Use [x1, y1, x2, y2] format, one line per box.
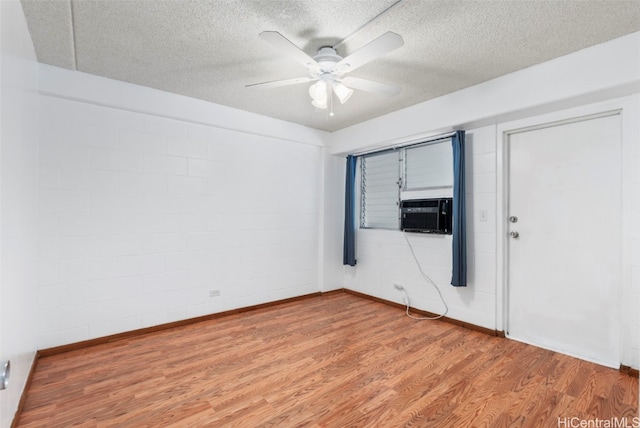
[495, 95, 639, 367]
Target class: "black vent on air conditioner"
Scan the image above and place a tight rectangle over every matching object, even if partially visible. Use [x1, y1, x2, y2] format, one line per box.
[400, 198, 452, 234]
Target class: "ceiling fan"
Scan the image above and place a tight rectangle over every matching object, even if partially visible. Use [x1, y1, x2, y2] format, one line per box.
[247, 31, 404, 116]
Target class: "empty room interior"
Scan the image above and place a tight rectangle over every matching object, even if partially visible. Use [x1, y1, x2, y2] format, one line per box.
[1, 0, 640, 426]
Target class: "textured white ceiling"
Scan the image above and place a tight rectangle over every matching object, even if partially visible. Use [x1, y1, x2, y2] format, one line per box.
[21, 0, 640, 132]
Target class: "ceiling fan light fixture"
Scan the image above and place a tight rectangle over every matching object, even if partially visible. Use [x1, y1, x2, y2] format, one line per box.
[312, 98, 328, 109]
[251, 31, 404, 118]
[309, 81, 327, 101]
[333, 82, 354, 104]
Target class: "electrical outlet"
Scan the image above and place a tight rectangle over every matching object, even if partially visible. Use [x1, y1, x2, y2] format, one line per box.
[209, 290, 221, 297]
[393, 283, 404, 290]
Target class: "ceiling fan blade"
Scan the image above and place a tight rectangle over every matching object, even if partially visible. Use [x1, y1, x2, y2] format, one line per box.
[259, 31, 320, 70]
[336, 32, 404, 73]
[342, 77, 401, 97]
[246, 76, 314, 89]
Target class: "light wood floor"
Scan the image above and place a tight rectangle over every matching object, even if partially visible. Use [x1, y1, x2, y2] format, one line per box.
[17, 292, 638, 427]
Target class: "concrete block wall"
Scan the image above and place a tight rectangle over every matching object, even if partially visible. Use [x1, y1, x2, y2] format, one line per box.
[343, 125, 498, 330]
[37, 94, 322, 349]
[0, 1, 40, 424]
[628, 97, 640, 368]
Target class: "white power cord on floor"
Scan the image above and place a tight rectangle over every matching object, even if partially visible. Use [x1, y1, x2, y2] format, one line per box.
[396, 231, 449, 320]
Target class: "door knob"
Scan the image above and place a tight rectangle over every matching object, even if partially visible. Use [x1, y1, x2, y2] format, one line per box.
[510, 231, 519, 239]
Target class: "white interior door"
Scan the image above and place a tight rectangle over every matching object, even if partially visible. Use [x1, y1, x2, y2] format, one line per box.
[507, 113, 622, 367]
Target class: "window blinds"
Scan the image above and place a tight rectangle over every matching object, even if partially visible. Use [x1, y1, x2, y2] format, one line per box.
[361, 151, 399, 229]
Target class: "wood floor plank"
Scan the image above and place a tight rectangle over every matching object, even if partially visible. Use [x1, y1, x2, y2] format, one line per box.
[16, 292, 638, 427]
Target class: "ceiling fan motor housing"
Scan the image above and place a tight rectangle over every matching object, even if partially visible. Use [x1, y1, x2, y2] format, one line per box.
[313, 47, 344, 74]
[250, 31, 404, 113]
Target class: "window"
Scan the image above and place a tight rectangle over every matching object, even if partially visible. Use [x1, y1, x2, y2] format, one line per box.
[360, 151, 400, 229]
[404, 141, 453, 190]
[360, 138, 453, 229]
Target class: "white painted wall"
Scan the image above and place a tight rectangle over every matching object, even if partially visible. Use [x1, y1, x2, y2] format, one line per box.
[36, 66, 328, 349]
[343, 125, 498, 330]
[330, 32, 640, 369]
[625, 95, 640, 369]
[0, 1, 40, 426]
[328, 32, 640, 155]
[320, 148, 345, 292]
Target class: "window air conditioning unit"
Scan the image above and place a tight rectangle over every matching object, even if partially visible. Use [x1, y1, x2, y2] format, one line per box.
[400, 198, 453, 234]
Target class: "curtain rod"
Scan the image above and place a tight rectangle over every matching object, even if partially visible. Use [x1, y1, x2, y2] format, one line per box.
[351, 131, 458, 157]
